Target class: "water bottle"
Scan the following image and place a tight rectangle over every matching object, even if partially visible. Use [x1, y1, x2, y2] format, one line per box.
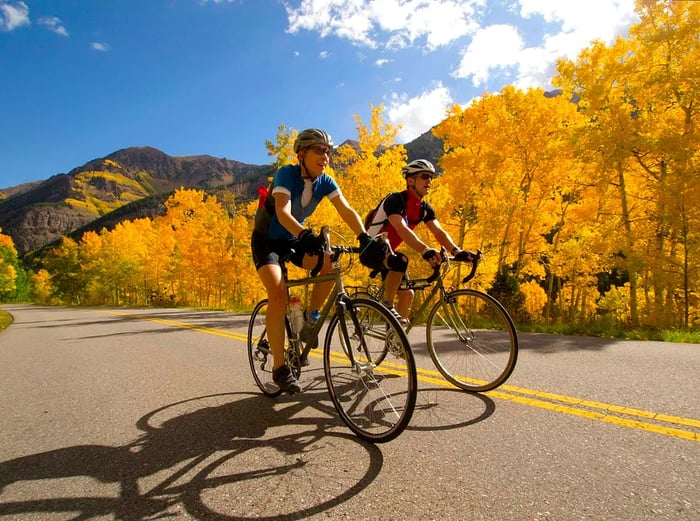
[289, 297, 304, 337]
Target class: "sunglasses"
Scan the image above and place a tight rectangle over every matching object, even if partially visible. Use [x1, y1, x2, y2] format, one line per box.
[414, 173, 433, 181]
[308, 145, 332, 157]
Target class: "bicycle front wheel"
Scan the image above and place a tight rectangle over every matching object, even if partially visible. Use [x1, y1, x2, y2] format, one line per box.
[247, 299, 282, 397]
[324, 297, 417, 443]
[426, 289, 518, 392]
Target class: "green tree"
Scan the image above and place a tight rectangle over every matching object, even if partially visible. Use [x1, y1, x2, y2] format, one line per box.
[41, 238, 86, 305]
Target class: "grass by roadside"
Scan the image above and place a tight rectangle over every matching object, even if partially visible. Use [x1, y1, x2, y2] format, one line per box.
[517, 322, 700, 344]
[0, 309, 13, 331]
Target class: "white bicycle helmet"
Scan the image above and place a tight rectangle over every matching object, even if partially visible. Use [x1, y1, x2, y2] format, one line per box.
[402, 159, 438, 178]
[293, 128, 334, 153]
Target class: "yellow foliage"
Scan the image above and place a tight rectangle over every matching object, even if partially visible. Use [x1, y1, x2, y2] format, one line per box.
[103, 159, 122, 169]
[520, 280, 547, 320]
[0, 263, 16, 294]
[31, 269, 53, 305]
[0, 229, 17, 255]
[598, 284, 631, 324]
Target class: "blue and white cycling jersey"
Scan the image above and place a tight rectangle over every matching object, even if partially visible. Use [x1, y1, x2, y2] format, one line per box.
[256, 164, 340, 241]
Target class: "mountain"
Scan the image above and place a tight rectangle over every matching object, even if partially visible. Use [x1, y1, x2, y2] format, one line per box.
[0, 146, 272, 256]
[1, 134, 443, 258]
[404, 129, 443, 167]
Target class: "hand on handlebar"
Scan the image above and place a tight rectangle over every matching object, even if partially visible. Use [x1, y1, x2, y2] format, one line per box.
[298, 228, 323, 254]
[453, 249, 476, 263]
[421, 247, 441, 268]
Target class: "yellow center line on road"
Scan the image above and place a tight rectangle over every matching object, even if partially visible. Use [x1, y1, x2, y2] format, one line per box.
[97, 309, 699, 443]
[96, 310, 249, 343]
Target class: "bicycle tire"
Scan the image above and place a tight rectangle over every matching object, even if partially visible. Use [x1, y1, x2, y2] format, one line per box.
[323, 297, 416, 443]
[247, 299, 282, 397]
[426, 289, 518, 392]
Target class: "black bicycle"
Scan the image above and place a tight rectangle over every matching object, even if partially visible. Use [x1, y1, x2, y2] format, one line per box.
[247, 227, 417, 443]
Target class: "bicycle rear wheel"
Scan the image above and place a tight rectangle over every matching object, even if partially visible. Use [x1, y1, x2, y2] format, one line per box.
[426, 289, 518, 392]
[247, 299, 282, 397]
[324, 297, 416, 443]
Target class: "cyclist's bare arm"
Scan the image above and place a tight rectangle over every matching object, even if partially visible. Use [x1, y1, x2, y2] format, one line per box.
[330, 193, 365, 236]
[387, 214, 430, 252]
[425, 219, 459, 253]
[274, 192, 305, 237]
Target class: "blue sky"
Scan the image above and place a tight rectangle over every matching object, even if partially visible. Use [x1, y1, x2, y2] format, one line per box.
[0, 0, 639, 188]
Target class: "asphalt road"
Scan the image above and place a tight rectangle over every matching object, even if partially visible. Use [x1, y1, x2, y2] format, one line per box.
[0, 304, 698, 521]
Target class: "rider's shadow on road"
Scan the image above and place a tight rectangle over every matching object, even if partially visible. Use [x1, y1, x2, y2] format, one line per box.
[0, 390, 383, 521]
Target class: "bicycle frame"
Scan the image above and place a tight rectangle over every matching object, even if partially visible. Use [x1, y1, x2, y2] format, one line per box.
[374, 249, 484, 336]
[402, 277, 445, 334]
[283, 227, 363, 367]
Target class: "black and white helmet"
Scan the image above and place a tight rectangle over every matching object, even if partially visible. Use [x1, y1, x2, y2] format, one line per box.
[402, 159, 438, 178]
[293, 128, 334, 153]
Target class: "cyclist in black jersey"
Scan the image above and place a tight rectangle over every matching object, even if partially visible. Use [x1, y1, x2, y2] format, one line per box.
[365, 159, 474, 323]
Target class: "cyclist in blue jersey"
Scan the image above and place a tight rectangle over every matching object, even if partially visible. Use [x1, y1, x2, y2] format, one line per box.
[252, 128, 381, 394]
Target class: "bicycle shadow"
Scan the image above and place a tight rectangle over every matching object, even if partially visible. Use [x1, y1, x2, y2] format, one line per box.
[0, 390, 383, 521]
[410, 387, 496, 431]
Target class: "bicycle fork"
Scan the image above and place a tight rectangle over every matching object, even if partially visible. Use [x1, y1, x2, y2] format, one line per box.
[335, 296, 374, 374]
[439, 293, 474, 344]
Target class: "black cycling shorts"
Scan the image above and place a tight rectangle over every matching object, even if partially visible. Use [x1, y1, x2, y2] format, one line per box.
[251, 231, 306, 271]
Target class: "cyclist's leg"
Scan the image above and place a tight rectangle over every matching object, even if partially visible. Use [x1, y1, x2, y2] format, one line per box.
[383, 270, 402, 307]
[256, 264, 287, 371]
[295, 252, 332, 355]
[252, 233, 302, 393]
[381, 251, 410, 318]
[396, 270, 414, 319]
[302, 252, 333, 313]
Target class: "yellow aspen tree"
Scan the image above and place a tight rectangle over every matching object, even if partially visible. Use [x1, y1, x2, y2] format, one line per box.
[554, 0, 700, 327]
[330, 104, 406, 218]
[229, 210, 262, 308]
[0, 229, 18, 299]
[436, 87, 586, 320]
[555, 38, 647, 326]
[265, 124, 298, 170]
[137, 217, 176, 306]
[624, 0, 700, 327]
[78, 230, 109, 305]
[97, 220, 150, 305]
[432, 102, 499, 289]
[30, 269, 53, 305]
[160, 188, 235, 308]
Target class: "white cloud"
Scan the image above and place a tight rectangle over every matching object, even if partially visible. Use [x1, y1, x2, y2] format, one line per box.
[91, 42, 110, 52]
[0, 1, 29, 32]
[519, 0, 637, 43]
[453, 24, 523, 86]
[387, 82, 454, 143]
[518, 0, 638, 57]
[375, 58, 390, 67]
[38, 16, 68, 37]
[286, 0, 485, 51]
[453, 0, 638, 89]
[319, 50, 329, 59]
